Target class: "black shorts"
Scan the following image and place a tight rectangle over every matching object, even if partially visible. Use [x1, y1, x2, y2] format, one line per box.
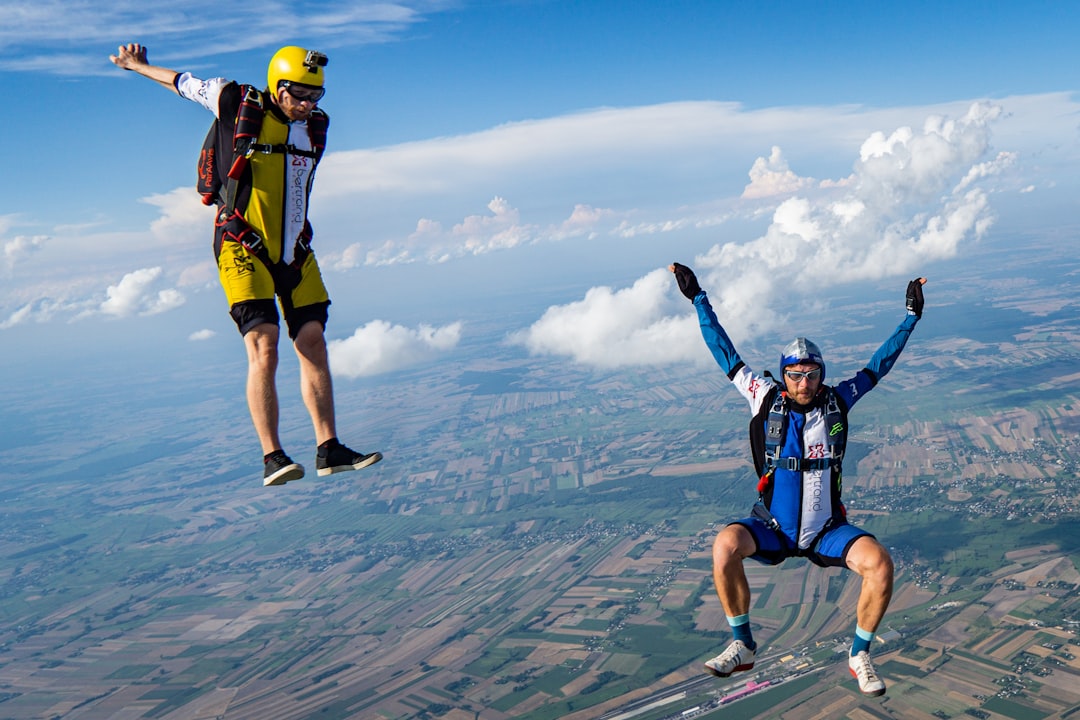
[230, 298, 330, 340]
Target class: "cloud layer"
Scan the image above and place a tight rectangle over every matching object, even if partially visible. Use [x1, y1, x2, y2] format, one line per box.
[514, 102, 1013, 367]
[510, 269, 698, 367]
[4, 92, 1074, 379]
[328, 320, 462, 378]
[0, 1, 439, 76]
[100, 267, 185, 318]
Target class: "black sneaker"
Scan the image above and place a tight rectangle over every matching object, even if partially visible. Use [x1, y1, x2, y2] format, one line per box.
[263, 451, 305, 486]
[316, 440, 382, 477]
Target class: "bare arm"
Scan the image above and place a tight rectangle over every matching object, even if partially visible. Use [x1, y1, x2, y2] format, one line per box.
[109, 43, 180, 94]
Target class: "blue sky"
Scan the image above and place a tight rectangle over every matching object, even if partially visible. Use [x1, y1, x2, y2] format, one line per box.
[2, 0, 1080, 382]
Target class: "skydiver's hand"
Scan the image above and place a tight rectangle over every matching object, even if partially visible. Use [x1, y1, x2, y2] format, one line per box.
[669, 263, 702, 301]
[110, 43, 149, 71]
[906, 277, 927, 318]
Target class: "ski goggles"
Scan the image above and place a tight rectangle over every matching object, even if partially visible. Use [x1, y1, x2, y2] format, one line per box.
[783, 368, 822, 383]
[281, 81, 325, 103]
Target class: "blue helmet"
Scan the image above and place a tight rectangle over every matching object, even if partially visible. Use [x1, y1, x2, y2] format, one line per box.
[780, 337, 825, 381]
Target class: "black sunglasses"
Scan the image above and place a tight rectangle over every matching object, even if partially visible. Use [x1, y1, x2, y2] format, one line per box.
[280, 81, 325, 103]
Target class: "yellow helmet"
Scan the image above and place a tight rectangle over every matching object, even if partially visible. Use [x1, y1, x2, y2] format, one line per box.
[267, 46, 327, 92]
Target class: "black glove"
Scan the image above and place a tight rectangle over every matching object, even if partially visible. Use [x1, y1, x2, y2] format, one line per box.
[906, 278, 925, 318]
[671, 262, 702, 301]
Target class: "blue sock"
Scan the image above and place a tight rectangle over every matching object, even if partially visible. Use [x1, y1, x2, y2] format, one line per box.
[727, 614, 756, 651]
[851, 625, 875, 656]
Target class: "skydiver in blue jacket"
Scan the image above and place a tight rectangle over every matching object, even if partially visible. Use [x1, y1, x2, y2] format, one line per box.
[670, 262, 926, 697]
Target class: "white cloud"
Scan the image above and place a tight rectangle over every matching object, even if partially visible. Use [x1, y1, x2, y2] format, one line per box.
[6, 93, 1076, 337]
[558, 204, 614, 238]
[452, 196, 532, 255]
[0, 231, 201, 329]
[0, 297, 70, 330]
[0, 1, 440, 76]
[693, 103, 1010, 330]
[189, 329, 216, 341]
[0, 262, 189, 330]
[509, 269, 701, 368]
[177, 260, 218, 289]
[100, 267, 186, 318]
[742, 146, 817, 199]
[518, 102, 1011, 367]
[316, 101, 781, 201]
[314, 95, 1073, 270]
[328, 319, 463, 378]
[955, 151, 1017, 192]
[3, 234, 48, 273]
[0, 188, 214, 329]
[333, 198, 612, 268]
[142, 188, 214, 248]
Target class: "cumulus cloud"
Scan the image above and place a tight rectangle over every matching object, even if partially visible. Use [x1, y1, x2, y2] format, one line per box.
[316, 97, 1038, 270]
[698, 102, 1005, 304]
[328, 320, 463, 378]
[955, 151, 1017, 192]
[8, 92, 1070, 337]
[1, 268, 187, 328]
[1, 238, 200, 329]
[558, 204, 615, 238]
[451, 197, 532, 256]
[142, 188, 214, 247]
[0, 297, 70, 330]
[177, 260, 218, 289]
[741, 146, 817, 199]
[517, 102, 1010, 367]
[100, 267, 186, 318]
[3, 234, 49, 273]
[334, 198, 611, 268]
[189, 329, 216, 341]
[510, 269, 701, 368]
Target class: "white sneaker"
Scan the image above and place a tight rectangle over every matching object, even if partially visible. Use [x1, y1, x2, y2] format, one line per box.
[848, 651, 886, 696]
[704, 639, 755, 678]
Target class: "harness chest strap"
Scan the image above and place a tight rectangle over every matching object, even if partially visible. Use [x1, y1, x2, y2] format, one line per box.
[752, 384, 851, 550]
[761, 387, 847, 481]
[209, 85, 327, 270]
[247, 143, 319, 158]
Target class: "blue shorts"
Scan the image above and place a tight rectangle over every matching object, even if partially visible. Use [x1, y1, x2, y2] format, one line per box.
[731, 516, 872, 568]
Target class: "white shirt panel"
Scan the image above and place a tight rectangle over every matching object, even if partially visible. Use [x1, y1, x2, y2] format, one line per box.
[175, 73, 229, 118]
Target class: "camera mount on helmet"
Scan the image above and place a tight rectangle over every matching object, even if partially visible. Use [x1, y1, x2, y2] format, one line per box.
[303, 51, 328, 71]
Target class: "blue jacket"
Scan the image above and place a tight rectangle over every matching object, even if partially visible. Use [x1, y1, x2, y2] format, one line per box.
[694, 291, 918, 548]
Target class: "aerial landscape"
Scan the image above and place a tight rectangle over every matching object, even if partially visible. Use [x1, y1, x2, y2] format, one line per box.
[1, 228, 1078, 719]
[2, 3, 1080, 719]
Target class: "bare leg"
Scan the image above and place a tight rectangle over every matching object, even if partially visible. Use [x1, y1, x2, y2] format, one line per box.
[846, 535, 893, 696]
[846, 536, 895, 632]
[704, 524, 760, 676]
[712, 524, 757, 616]
[244, 323, 282, 454]
[293, 320, 337, 445]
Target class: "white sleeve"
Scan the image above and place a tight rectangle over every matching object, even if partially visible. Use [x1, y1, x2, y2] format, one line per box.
[731, 366, 779, 416]
[175, 73, 230, 118]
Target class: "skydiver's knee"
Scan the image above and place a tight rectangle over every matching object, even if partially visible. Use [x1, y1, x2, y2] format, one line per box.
[849, 537, 893, 579]
[244, 324, 280, 368]
[714, 526, 751, 565]
[293, 321, 327, 354]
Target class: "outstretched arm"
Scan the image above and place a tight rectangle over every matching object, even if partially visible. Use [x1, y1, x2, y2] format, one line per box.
[670, 263, 745, 379]
[109, 43, 180, 94]
[864, 278, 926, 382]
